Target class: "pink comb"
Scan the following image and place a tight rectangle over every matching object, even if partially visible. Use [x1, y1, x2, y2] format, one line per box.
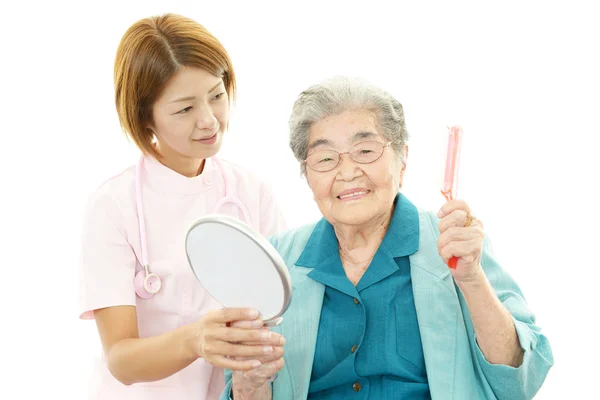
[441, 125, 463, 269]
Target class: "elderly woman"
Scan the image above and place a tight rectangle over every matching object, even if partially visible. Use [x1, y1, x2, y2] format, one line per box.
[222, 77, 554, 400]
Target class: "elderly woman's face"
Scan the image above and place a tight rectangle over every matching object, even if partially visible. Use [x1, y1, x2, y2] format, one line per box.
[306, 110, 406, 226]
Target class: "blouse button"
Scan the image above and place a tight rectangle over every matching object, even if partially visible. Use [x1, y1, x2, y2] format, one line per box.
[353, 297, 360, 305]
[353, 382, 362, 392]
[351, 344, 358, 353]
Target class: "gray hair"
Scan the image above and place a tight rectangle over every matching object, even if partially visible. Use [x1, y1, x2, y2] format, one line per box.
[288, 76, 409, 174]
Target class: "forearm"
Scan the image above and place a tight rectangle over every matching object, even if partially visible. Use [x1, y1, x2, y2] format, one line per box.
[231, 378, 272, 400]
[457, 272, 524, 367]
[107, 323, 198, 385]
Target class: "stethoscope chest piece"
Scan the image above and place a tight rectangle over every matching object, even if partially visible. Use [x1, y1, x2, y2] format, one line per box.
[134, 265, 162, 298]
[134, 156, 251, 299]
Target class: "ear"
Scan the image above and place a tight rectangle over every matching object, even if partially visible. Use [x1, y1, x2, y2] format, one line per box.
[398, 145, 409, 188]
[146, 122, 157, 135]
[147, 128, 158, 147]
[302, 163, 310, 186]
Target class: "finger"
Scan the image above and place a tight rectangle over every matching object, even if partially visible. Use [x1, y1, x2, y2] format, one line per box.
[229, 323, 273, 344]
[259, 346, 284, 363]
[207, 308, 261, 325]
[438, 199, 470, 219]
[210, 355, 263, 371]
[251, 358, 285, 379]
[233, 345, 284, 364]
[437, 226, 483, 249]
[208, 340, 276, 359]
[439, 238, 482, 264]
[229, 320, 265, 329]
[239, 358, 285, 384]
[248, 347, 283, 364]
[471, 216, 484, 231]
[438, 209, 469, 233]
[214, 326, 286, 346]
[240, 332, 285, 348]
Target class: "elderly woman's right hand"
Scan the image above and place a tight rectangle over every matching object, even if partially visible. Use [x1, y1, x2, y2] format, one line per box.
[190, 308, 284, 371]
[230, 322, 286, 399]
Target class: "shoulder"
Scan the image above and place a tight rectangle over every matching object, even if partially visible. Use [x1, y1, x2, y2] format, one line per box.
[215, 158, 262, 182]
[214, 158, 274, 192]
[417, 208, 441, 236]
[268, 222, 318, 261]
[84, 164, 136, 220]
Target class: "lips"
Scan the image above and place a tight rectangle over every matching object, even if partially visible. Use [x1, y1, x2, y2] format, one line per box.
[194, 132, 217, 141]
[337, 188, 371, 200]
[192, 130, 220, 145]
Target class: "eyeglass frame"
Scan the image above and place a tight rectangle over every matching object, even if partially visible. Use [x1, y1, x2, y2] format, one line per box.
[302, 140, 394, 172]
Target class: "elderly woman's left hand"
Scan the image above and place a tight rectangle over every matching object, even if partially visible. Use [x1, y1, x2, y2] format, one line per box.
[437, 200, 486, 285]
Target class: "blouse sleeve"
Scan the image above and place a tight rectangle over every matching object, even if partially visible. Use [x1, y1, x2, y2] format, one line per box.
[78, 190, 137, 320]
[470, 236, 555, 399]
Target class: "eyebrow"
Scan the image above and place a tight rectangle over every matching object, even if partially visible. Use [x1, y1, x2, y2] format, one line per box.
[307, 138, 334, 151]
[168, 82, 224, 104]
[351, 131, 378, 141]
[307, 131, 379, 151]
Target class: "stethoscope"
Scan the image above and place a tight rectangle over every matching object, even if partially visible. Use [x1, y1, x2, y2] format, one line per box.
[134, 156, 253, 299]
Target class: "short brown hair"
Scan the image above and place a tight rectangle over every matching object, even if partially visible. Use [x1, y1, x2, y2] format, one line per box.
[114, 13, 236, 159]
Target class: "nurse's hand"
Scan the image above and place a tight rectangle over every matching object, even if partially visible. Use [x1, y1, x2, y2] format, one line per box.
[190, 308, 285, 371]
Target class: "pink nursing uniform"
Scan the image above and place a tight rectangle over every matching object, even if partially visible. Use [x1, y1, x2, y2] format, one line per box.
[78, 155, 287, 399]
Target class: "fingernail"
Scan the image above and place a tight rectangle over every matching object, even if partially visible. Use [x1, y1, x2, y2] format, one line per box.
[263, 346, 273, 354]
[437, 209, 443, 217]
[279, 336, 286, 345]
[260, 331, 271, 340]
[247, 309, 259, 318]
[251, 360, 261, 368]
[252, 320, 263, 328]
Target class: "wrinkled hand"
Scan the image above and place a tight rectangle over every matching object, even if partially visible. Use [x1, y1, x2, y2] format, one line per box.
[191, 308, 283, 371]
[437, 199, 486, 285]
[231, 321, 286, 397]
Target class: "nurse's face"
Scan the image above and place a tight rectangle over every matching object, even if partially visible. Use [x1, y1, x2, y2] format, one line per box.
[149, 66, 229, 171]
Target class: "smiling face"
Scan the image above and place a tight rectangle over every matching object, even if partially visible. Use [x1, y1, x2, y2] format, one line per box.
[149, 66, 229, 173]
[305, 109, 407, 227]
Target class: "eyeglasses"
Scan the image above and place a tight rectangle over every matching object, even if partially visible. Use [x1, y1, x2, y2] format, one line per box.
[304, 141, 393, 172]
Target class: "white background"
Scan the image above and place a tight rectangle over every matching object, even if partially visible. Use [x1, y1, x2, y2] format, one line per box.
[1, 0, 598, 398]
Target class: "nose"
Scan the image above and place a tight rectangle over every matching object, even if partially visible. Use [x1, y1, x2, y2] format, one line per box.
[195, 106, 218, 130]
[336, 153, 363, 181]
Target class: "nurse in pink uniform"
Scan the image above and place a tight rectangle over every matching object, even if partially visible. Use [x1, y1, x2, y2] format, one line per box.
[78, 13, 287, 399]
